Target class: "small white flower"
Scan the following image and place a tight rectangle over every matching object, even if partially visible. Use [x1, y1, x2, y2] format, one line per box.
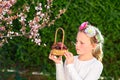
[15, 32, 19, 36]
[9, 21, 13, 24]
[31, 39, 34, 42]
[46, 6, 50, 9]
[40, 13, 45, 18]
[26, 6, 30, 12]
[39, 7, 42, 11]
[36, 12, 41, 15]
[84, 26, 96, 37]
[39, 3, 42, 6]
[35, 7, 38, 10]
[37, 43, 40, 45]
[10, 31, 14, 34]
[44, 43, 46, 46]
[10, 37, 12, 39]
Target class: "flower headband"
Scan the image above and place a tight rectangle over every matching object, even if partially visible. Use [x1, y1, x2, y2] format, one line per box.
[79, 21, 103, 43]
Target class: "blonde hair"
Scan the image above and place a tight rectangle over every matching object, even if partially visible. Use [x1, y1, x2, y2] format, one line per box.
[90, 28, 104, 62]
[92, 42, 103, 61]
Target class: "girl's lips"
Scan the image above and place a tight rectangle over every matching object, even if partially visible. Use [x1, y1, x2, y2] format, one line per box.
[76, 48, 79, 51]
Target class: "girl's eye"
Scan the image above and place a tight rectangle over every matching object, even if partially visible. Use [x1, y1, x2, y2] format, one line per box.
[76, 40, 78, 43]
[76, 40, 84, 44]
[80, 41, 83, 44]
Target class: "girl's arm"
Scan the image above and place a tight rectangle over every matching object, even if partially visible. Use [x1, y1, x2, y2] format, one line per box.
[49, 52, 65, 80]
[56, 62, 66, 80]
[64, 52, 103, 80]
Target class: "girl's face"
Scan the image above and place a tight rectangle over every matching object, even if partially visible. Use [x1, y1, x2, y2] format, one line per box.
[75, 32, 95, 55]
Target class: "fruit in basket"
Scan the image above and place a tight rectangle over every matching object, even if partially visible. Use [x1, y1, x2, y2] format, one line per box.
[51, 42, 68, 55]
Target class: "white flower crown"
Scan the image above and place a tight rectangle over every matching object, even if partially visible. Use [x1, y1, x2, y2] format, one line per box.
[79, 22, 103, 43]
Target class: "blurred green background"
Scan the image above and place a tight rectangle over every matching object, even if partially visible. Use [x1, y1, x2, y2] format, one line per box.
[0, 0, 120, 80]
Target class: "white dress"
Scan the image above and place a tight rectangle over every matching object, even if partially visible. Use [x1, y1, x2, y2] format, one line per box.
[56, 56, 103, 80]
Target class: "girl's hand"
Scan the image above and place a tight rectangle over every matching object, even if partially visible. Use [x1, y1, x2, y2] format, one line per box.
[64, 52, 74, 64]
[49, 52, 62, 64]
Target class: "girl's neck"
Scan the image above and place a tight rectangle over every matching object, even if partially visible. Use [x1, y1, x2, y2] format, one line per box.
[78, 53, 94, 61]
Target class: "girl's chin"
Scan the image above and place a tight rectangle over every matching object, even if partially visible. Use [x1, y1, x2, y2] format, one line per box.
[77, 51, 85, 55]
[77, 52, 82, 55]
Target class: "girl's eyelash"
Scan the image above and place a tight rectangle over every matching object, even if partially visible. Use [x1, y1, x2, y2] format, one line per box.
[76, 40, 84, 44]
[79, 41, 84, 44]
[81, 42, 84, 44]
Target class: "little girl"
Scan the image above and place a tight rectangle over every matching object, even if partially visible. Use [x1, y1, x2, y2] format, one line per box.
[49, 21, 104, 80]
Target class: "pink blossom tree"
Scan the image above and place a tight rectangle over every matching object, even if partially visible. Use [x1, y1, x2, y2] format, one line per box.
[0, 0, 67, 47]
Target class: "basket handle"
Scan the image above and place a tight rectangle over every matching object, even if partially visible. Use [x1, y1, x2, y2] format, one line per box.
[54, 27, 65, 44]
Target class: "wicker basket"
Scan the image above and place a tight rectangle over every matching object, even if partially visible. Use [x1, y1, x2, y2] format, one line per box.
[51, 27, 68, 56]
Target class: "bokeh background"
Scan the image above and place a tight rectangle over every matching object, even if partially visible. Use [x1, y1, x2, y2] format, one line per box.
[0, 0, 120, 80]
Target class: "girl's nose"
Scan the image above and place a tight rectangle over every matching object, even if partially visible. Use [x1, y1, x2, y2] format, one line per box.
[76, 43, 79, 48]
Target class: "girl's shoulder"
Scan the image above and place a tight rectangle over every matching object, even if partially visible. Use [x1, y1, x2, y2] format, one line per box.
[92, 58, 103, 68]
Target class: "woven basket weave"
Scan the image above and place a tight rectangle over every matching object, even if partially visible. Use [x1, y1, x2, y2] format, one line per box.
[51, 27, 68, 56]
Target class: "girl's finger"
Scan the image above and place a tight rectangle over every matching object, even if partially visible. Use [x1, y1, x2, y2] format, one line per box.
[69, 52, 73, 57]
[65, 52, 72, 57]
[64, 52, 70, 60]
[49, 53, 52, 59]
[64, 52, 68, 59]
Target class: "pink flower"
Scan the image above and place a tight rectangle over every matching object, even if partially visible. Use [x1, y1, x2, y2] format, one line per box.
[0, 26, 5, 31]
[79, 21, 88, 30]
